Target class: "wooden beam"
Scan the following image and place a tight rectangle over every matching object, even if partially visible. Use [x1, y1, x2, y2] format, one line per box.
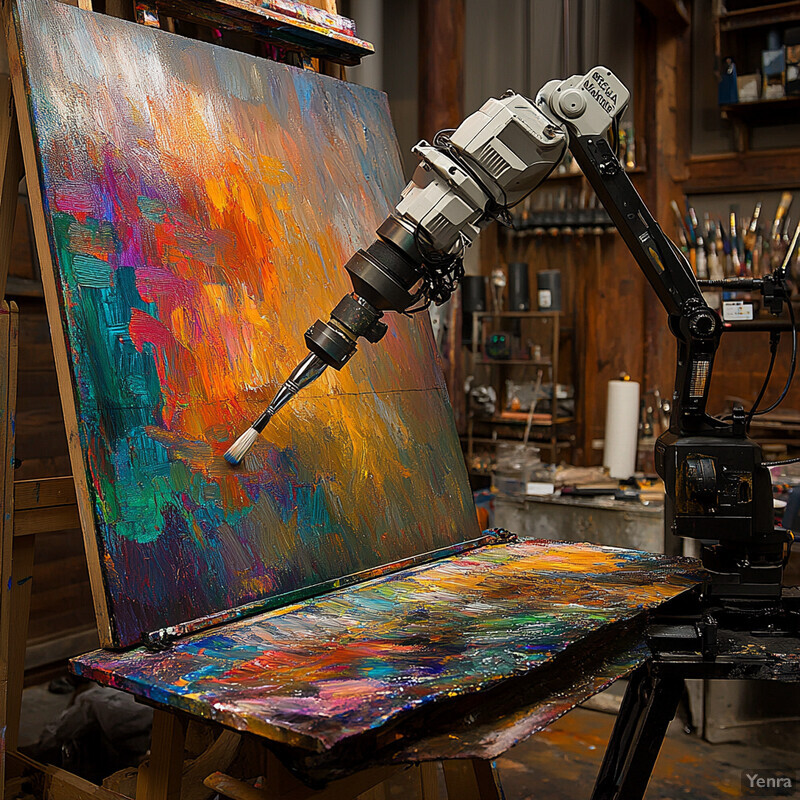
[418, 0, 466, 432]
[205, 765, 403, 800]
[636, 0, 690, 27]
[683, 149, 800, 194]
[24, 625, 99, 670]
[640, 5, 693, 421]
[14, 476, 76, 510]
[6, 533, 34, 752]
[0, 77, 23, 300]
[0, 301, 16, 789]
[8, 751, 129, 800]
[136, 709, 187, 800]
[14, 504, 80, 536]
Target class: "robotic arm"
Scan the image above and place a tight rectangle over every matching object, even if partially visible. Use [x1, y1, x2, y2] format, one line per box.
[226, 67, 793, 602]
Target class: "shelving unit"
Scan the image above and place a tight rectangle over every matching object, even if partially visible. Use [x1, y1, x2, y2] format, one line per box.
[714, 2, 800, 151]
[465, 310, 573, 474]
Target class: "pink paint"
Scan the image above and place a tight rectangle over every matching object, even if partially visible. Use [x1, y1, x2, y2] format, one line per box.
[129, 308, 176, 353]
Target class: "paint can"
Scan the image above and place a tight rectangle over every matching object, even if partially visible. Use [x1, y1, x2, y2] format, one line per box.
[537, 270, 562, 311]
[462, 275, 487, 344]
[507, 262, 530, 311]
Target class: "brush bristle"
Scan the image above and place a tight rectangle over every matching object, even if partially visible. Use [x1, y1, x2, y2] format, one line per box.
[224, 427, 260, 465]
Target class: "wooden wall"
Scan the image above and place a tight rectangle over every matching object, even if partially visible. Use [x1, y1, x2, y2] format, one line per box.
[9, 199, 96, 670]
[473, 2, 800, 466]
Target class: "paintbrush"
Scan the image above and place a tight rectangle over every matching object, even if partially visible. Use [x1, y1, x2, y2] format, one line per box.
[224, 353, 328, 465]
[670, 200, 691, 240]
[730, 211, 742, 276]
[779, 219, 800, 277]
[771, 192, 793, 254]
[744, 201, 761, 254]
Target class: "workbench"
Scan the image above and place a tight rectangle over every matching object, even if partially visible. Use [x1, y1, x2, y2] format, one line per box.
[493, 492, 669, 553]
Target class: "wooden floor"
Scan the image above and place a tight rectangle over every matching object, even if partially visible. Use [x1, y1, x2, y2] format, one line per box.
[15, 679, 800, 800]
[496, 706, 799, 800]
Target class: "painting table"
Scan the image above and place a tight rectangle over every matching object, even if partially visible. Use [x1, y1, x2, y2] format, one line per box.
[72, 538, 702, 784]
[1, 1, 708, 798]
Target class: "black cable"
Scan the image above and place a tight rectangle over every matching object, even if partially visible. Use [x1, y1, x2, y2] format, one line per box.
[751, 297, 797, 418]
[402, 129, 520, 314]
[745, 330, 780, 431]
[611, 115, 620, 159]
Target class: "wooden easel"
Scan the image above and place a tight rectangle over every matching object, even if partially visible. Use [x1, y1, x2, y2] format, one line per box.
[0, 2, 504, 798]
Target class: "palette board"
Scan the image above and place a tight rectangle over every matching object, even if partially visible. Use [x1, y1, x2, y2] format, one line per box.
[8, 0, 479, 648]
[73, 539, 702, 770]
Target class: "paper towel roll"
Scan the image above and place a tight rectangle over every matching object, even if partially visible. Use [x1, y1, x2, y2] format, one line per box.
[603, 379, 640, 479]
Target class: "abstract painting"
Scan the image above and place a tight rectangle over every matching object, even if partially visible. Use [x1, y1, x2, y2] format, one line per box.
[73, 540, 702, 766]
[11, 0, 479, 648]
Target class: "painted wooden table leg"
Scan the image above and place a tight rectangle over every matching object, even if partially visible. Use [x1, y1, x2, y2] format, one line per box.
[441, 759, 502, 800]
[136, 709, 187, 800]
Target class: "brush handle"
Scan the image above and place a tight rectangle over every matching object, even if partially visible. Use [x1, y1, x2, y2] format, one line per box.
[252, 409, 272, 433]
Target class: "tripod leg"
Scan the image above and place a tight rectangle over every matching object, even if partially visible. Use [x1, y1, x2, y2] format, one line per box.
[590, 664, 684, 800]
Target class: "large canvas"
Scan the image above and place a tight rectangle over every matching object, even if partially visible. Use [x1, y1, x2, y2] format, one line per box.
[73, 540, 702, 765]
[11, 0, 479, 648]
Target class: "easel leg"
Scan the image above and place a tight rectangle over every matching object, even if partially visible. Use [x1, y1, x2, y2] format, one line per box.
[5, 531, 32, 755]
[136, 708, 187, 800]
[441, 759, 502, 800]
[0, 304, 19, 800]
[590, 663, 684, 800]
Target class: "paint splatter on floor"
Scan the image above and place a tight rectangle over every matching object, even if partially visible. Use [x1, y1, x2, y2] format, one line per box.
[496, 704, 799, 799]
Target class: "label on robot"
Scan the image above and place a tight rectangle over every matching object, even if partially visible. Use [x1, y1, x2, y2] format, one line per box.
[722, 300, 754, 321]
[582, 71, 618, 115]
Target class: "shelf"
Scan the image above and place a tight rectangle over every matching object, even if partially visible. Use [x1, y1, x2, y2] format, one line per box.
[684, 147, 800, 193]
[545, 166, 646, 182]
[718, 1, 800, 32]
[157, 0, 375, 65]
[720, 96, 800, 124]
[484, 415, 575, 427]
[472, 311, 562, 319]
[477, 358, 552, 366]
[462, 435, 573, 447]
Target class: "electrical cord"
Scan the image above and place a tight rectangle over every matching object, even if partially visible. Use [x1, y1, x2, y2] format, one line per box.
[753, 296, 799, 467]
[745, 330, 780, 431]
[406, 115, 574, 314]
[403, 128, 521, 314]
[751, 296, 796, 419]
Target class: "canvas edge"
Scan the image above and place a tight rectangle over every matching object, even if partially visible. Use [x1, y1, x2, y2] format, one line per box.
[3, 0, 118, 647]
